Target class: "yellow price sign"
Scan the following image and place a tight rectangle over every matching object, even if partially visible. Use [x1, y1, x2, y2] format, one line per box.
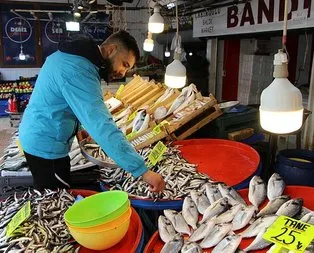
[263, 216, 314, 253]
[115, 84, 125, 99]
[126, 131, 138, 140]
[6, 201, 31, 237]
[128, 111, 137, 122]
[148, 141, 167, 166]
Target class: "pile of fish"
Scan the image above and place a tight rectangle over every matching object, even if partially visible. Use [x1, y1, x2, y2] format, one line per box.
[0, 189, 77, 253]
[81, 142, 115, 164]
[99, 145, 213, 200]
[158, 173, 314, 252]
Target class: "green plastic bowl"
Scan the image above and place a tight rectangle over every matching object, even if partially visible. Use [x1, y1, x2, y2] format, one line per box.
[64, 191, 129, 228]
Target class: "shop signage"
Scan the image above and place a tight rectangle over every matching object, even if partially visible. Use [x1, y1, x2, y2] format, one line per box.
[5, 17, 32, 43]
[193, 0, 314, 37]
[44, 19, 67, 44]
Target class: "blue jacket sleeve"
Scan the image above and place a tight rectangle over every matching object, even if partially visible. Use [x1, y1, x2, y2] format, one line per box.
[60, 71, 148, 178]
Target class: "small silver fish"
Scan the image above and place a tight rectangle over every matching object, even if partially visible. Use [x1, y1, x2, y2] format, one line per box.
[212, 232, 241, 253]
[243, 228, 272, 252]
[267, 173, 285, 201]
[241, 215, 278, 238]
[164, 210, 191, 236]
[200, 197, 229, 224]
[214, 203, 242, 224]
[300, 212, 314, 225]
[188, 220, 215, 242]
[161, 234, 184, 253]
[232, 205, 257, 231]
[257, 195, 291, 218]
[158, 216, 177, 243]
[190, 191, 211, 215]
[249, 176, 267, 207]
[276, 198, 303, 217]
[181, 241, 203, 253]
[218, 184, 246, 206]
[199, 223, 233, 249]
[295, 207, 313, 220]
[182, 196, 198, 230]
[205, 184, 222, 204]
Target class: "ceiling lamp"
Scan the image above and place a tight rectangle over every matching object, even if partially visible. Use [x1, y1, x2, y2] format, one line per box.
[164, 46, 170, 57]
[148, 4, 164, 33]
[259, 0, 303, 134]
[164, 0, 186, 88]
[66, 21, 80, 31]
[143, 32, 154, 52]
[19, 45, 26, 61]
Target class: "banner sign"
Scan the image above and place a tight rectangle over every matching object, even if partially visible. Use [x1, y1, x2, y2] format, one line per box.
[193, 0, 314, 37]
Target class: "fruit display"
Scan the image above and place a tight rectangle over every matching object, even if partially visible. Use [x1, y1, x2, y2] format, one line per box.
[0, 81, 33, 99]
[15, 81, 34, 93]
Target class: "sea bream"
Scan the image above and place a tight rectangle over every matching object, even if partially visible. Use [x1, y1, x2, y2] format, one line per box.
[249, 176, 267, 207]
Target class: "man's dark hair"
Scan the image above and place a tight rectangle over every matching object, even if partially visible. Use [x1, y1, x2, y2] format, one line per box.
[103, 30, 140, 61]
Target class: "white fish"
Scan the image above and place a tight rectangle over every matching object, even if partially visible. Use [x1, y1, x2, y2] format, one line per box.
[182, 196, 198, 229]
[257, 195, 291, 218]
[155, 88, 174, 104]
[232, 205, 257, 231]
[243, 228, 272, 252]
[218, 184, 246, 206]
[200, 197, 229, 223]
[158, 216, 176, 243]
[214, 204, 242, 224]
[188, 220, 215, 242]
[199, 223, 233, 249]
[267, 245, 289, 253]
[295, 207, 313, 220]
[138, 114, 150, 133]
[164, 210, 191, 235]
[276, 198, 303, 217]
[241, 215, 278, 238]
[268, 173, 285, 201]
[300, 212, 314, 225]
[174, 92, 195, 115]
[161, 234, 184, 253]
[190, 191, 211, 215]
[132, 110, 146, 132]
[113, 106, 132, 122]
[205, 184, 222, 204]
[212, 232, 241, 253]
[181, 242, 203, 253]
[249, 176, 267, 207]
[154, 106, 167, 120]
[167, 95, 185, 116]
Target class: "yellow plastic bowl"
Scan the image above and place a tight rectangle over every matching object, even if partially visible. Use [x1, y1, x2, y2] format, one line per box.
[68, 215, 131, 250]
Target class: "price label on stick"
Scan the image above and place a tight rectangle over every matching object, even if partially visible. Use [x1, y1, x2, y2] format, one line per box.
[115, 84, 124, 99]
[263, 216, 314, 253]
[148, 141, 167, 166]
[6, 201, 31, 237]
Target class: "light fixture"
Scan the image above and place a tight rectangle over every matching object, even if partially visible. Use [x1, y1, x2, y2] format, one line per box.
[78, 5, 84, 10]
[19, 45, 26, 61]
[189, 52, 193, 56]
[148, 4, 164, 33]
[165, 46, 170, 57]
[164, 0, 186, 88]
[143, 32, 154, 52]
[66, 21, 80, 31]
[167, 2, 175, 9]
[73, 11, 81, 18]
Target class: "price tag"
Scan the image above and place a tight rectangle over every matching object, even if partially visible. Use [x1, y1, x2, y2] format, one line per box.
[115, 84, 125, 99]
[126, 131, 138, 140]
[149, 121, 170, 138]
[263, 216, 314, 253]
[128, 111, 137, 122]
[148, 141, 167, 166]
[6, 201, 31, 237]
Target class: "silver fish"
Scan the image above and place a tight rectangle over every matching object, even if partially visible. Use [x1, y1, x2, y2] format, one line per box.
[232, 205, 257, 231]
[205, 183, 222, 204]
[212, 232, 241, 253]
[268, 173, 285, 201]
[243, 228, 272, 252]
[295, 207, 313, 220]
[218, 184, 246, 205]
[199, 223, 233, 249]
[182, 196, 198, 230]
[241, 215, 278, 238]
[276, 198, 303, 217]
[267, 245, 289, 253]
[214, 203, 242, 224]
[249, 176, 267, 207]
[164, 210, 191, 236]
[181, 242, 203, 253]
[200, 197, 229, 224]
[300, 212, 314, 225]
[257, 195, 291, 218]
[161, 234, 184, 253]
[158, 216, 177, 243]
[190, 191, 211, 215]
[188, 220, 215, 242]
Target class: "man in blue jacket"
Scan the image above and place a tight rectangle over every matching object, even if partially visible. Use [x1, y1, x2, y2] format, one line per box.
[19, 31, 165, 192]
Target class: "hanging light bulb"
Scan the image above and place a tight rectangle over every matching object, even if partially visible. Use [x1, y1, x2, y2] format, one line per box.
[143, 32, 154, 52]
[148, 4, 164, 33]
[19, 45, 26, 61]
[164, 46, 170, 57]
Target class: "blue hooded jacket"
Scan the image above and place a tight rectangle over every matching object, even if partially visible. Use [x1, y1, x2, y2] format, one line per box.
[19, 38, 147, 178]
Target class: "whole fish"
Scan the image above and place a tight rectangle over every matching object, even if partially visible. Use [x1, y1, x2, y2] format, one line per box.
[181, 242, 203, 253]
[300, 212, 314, 225]
[200, 197, 229, 224]
[243, 228, 272, 252]
[161, 234, 184, 253]
[257, 195, 291, 218]
[241, 215, 278, 238]
[232, 205, 257, 231]
[295, 207, 312, 220]
[267, 245, 289, 253]
[190, 191, 211, 215]
[182, 196, 198, 229]
[164, 210, 191, 235]
[276, 198, 303, 217]
[212, 232, 241, 253]
[205, 183, 222, 204]
[158, 216, 177, 243]
[214, 203, 242, 224]
[218, 184, 246, 206]
[249, 176, 267, 207]
[268, 173, 285, 201]
[188, 220, 215, 242]
[199, 223, 233, 249]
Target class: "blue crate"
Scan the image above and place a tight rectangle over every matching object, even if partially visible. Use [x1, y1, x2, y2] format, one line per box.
[0, 100, 8, 117]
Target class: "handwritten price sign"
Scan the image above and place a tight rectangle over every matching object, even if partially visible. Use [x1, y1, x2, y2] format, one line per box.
[263, 216, 314, 252]
[6, 201, 31, 237]
[148, 141, 167, 166]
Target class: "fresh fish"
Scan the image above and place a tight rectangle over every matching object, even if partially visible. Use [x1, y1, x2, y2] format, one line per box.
[295, 207, 312, 220]
[300, 212, 314, 225]
[181, 242, 203, 253]
[276, 198, 303, 217]
[199, 223, 233, 249]
[257, 195, 291, 218]
[132, 110, 146, 132]
[232, 205, 257, 231]
[188, 220, 215, 242]
[268, 173, 285, 201]
[167, 95, 185, 116]
[190, 191, 211, 215]
[218, 184, 246, 205]
[249, 176, 267, 207]
[200, 197, 229, 223]
[205, 183, 222, 204]
[164, 210, 191, 235]
[158, 216, 177, 243]
[212, 232, 241, 253]
[304, 242, 314, 253]
[267, 245, 289, 253]
[161, 234, 184, 253]
[243, 228, 272, 252]
[182, 196, 198, 229]
[174, 92, 196, 115]
[241, 215, 278, 238]
[214, 204, 242, 224]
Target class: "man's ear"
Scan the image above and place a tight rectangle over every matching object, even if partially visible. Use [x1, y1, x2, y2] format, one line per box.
[106, 44, 118, 57]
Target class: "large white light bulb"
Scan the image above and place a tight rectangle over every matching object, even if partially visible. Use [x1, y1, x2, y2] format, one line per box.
[165, 59, 186, 88]
[148, 5, 164, 33]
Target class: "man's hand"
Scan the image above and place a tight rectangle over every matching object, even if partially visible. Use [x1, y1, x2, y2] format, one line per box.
[142, 170, 165, 192]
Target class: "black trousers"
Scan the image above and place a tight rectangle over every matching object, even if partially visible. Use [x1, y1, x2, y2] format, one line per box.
[24, 152, 71, 190]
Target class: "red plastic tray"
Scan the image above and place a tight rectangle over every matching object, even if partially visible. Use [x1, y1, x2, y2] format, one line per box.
[144, 186, 314, 253]
[174, 139, 260, 187]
